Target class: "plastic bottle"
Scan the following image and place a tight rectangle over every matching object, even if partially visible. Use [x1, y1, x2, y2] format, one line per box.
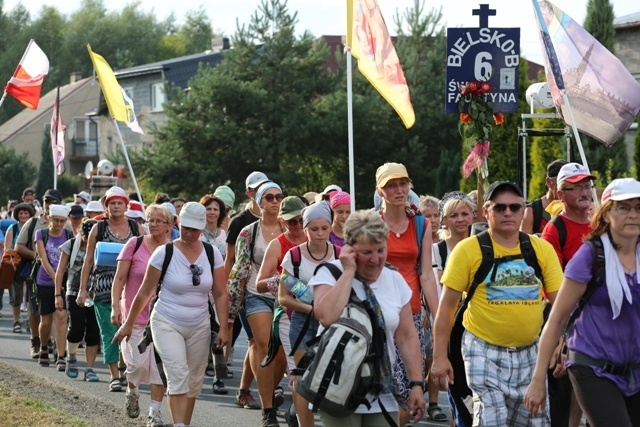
[84, 297, 94, 308]
[282, 274, 313, 304]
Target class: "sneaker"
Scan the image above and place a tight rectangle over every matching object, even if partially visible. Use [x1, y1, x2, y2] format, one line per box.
[212, 379, 228, 395]
[20, 302, 27, 312]
[146, 411, 164, 427]
[125, 393, 140, 418]
[261, 408, 279, 427]
[30, 337, 40, 359]
[66, 356, 78, 379]
[84, 368, 99, 382]
[273, 385, 285, 409]
[235, 389, 261, 409]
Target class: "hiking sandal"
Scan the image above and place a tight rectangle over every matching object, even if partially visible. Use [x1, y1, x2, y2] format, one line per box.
[426, 405, 448, 422]
[39, 349, 50, 367]
[66, 357, 78, 379]
[12, 322, 21, 333]
[56, 356, 66, 372]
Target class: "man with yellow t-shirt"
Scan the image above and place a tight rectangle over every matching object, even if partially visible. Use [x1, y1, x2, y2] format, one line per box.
[431, 181, 563, 427]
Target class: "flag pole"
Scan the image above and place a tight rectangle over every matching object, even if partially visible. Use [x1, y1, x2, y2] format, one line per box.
[346, 47, 356, 213]
[0, 92, 7, 108]
[560, 91, 599, 207]
[112, 119, 142, 203]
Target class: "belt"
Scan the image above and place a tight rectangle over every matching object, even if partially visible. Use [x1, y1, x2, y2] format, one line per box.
[567, 349, 640, 391]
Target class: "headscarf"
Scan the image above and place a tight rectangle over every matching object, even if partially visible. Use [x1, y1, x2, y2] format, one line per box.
[329, 191, 351, 209]
[302, 201, 332, 228]
[255, 182, 282, 206]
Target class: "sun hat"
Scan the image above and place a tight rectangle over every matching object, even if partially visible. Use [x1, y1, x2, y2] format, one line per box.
[279, 196, 306, 220]
[86, 200, 106, 213]
[74, 191, 91, 204]
[104, 186, 128, 206]
[483, 181, 523, 202]
[179, 202, 206, 230]
[303, 192, 318, 205]
[245, 171, 270, 190]
[161, 202, 177, 218]
[22, 188, 36, 197]
[601, 178, 640, 203]
[557, 163, 596, 185]
[12, 203, 35, 220]
[43, 188, 63, 203]
[375, 163, 411, 188]
[214, 185, 235, 210]
[255, 182, 282, 206]
[49, 204, 70, 218]
[302, 201, 332, 228]
[69, 205, 85, 218]
[125, 200, 146, 221]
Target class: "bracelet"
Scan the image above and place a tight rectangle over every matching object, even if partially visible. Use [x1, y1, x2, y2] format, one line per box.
[408, 381, 425, 392]
[55, 294, 62, 297]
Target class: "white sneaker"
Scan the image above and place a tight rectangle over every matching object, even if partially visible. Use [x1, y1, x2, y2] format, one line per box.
[146, 410, 164, 427]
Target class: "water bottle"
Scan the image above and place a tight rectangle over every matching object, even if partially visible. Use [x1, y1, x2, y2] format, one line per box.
[282, 274, 313, 304]
[84, 297, 94, 308]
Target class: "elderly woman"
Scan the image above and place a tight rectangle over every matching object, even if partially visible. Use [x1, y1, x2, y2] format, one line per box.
[199, 194, 227, 258]
[309, 210, 426, 425]
[55, 218, 100, 381]
[78, 186, 143, 391]
[526, 178, 640, 426]
[328, 191, 350, 247]
[228, 182, 286, 427]
[111, 205, 172, 425]
[375, 162, 439, 425]
[114, 202, 228, 427]
[35, 204, 73, 368]
[279, 201, 338, 427]
[420, 195, 441, 244]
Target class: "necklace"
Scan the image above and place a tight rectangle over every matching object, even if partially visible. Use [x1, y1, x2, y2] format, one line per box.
[307, 242, 329, 262]
[261, 221, 281, 236]
[386, 216, 408, 238]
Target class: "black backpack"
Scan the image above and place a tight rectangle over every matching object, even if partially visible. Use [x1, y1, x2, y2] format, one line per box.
[96, 218, 140, 242]
[448, 231, 542, 427]
[294, 262, 396, 426]
[530, 198, 551, 234]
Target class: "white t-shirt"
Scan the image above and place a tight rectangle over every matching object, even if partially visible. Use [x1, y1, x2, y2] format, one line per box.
[149, 244, 224, 327]
[281, 247, 325, 284]
[308, 260, 412, 414]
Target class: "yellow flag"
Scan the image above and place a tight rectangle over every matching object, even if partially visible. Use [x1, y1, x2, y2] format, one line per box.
[87, 45, 143, 133]
[347, 0, 415, 128]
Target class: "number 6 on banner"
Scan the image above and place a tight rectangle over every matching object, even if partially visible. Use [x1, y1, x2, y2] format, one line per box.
[475, 52, 493, 81]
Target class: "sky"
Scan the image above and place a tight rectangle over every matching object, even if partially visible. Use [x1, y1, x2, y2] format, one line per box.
[3, 0, 638, 64]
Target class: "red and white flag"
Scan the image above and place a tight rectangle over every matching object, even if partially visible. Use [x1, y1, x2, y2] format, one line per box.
[51, 87, 66, 175]
[5, 39, 49, 109]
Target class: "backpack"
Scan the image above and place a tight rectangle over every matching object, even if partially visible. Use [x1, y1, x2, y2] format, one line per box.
[96, 218, 140, 242]
[530, 198, 551, 234]
[15, 217, 39, 280]
[547, 215, 568, 266]
[0, 249, 22, 290]
[414, 214, 425, 275]
[437, 240, 448, 270]
[30, 228, 74, 284]
[448, 231, 542, 427]
[295, 262, 396, 425]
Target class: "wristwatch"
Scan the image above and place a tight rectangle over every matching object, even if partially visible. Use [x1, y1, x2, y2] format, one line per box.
[408, 381, 425, 392]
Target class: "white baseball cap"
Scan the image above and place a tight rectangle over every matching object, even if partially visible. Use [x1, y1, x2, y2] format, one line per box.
[557, 163, 596, 185]
[602, 178, 640, 202]
[245, 171, 270, 190]
[179, 202, 206, 230]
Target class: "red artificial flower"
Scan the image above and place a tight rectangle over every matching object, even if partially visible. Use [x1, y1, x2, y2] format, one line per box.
[478, 82, 492, 93]
[459, 84, 468, 95]
[460, 112, 473, 124]
[493, 112, 505, 125]
[467, 81, 481, 94]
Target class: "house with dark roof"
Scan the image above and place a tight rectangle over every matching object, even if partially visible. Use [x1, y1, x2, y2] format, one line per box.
[614, 11, 640, 78]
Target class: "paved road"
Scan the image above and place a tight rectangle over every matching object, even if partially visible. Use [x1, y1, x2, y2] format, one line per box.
[0, 293, 451, 426]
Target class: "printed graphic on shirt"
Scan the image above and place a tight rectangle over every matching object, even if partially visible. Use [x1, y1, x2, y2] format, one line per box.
[483, 259, 540, 301]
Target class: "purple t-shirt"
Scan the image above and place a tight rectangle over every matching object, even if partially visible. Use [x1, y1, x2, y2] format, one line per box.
[117, 237, 153, 325]
[564, 242, 640, 395]
[34, 229, 70, 287]
[329, 231, 344, 248]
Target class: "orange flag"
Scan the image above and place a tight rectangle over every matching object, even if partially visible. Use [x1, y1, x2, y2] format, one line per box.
[347, 0, 415, 128]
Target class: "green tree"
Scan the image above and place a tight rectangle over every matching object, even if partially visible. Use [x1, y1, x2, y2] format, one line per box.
[581, 0, 627, 178]
[0, 145, 37, 203]
[528, 116, 566, 199]
[160, 8, 215, 57]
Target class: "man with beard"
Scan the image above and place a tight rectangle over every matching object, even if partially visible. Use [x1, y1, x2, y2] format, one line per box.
[540, 163, 596, 427]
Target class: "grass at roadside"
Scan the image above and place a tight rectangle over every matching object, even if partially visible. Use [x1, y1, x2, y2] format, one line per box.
[0, 383, 88, 427]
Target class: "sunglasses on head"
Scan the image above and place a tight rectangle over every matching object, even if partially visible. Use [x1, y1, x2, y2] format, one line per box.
[263, 193, 284, 203]
[490, 203, 524, 213]
[189, 264, 203, 286]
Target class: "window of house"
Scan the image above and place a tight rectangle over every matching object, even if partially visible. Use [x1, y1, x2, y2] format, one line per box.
[151, 82, 165, 111]
[73, 118, 99, 156]
[122, 86, 134, 100]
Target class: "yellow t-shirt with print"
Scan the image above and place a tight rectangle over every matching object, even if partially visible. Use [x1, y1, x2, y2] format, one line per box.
[441, 233, 562, 348]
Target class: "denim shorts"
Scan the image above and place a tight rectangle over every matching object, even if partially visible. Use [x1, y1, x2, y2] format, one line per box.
[245, 292, 275, 317]
[289, 310, 319, 352]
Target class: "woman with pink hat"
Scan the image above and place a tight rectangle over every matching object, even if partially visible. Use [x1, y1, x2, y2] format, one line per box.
[328, 191, 351, 247]
[78, 186, 143, 391]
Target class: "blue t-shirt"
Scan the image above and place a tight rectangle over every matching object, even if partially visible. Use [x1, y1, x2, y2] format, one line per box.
[34, 229, 70, 287]
[564, 242, 640, 395]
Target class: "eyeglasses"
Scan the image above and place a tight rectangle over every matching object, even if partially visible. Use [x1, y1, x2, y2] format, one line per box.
[286, 217, 304, 226]
[490, 203, 524, 213]
[147, 219, 169, 225]
[51, 218, 67, 224]
[563, 185, 595, 193]
[613, 204, 640, 215]
[189, 264, 203, 286]
[263, 193, 285, 203]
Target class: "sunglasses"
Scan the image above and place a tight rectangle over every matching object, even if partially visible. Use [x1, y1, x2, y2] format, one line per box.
[263, 193, 285, 203]
[189, 264, 203, 286]
[286, 217, 304, 226]
[490, 203, 524, 213]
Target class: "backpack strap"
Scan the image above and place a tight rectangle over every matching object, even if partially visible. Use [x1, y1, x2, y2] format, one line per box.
[548, 215, 568, 264]
[158, 242, 174, 287]
[333, 244, 340, 259]
[64, 229, 74, 240]
[96, 220, 106, 242]
[468, 231, 495, 302]
[26, 217, 37, 250]
[530, 198, 551, 234]
[292, 246, 302, 279]
[248, 221, 259, 264]
[437, 240, 448, 270]
[132, 236, 144, 255]
[128, 218, 140, 236]
[414, 215, 425, 275]
[518, 232, 543, 280]
[203, 242, 215, 271]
